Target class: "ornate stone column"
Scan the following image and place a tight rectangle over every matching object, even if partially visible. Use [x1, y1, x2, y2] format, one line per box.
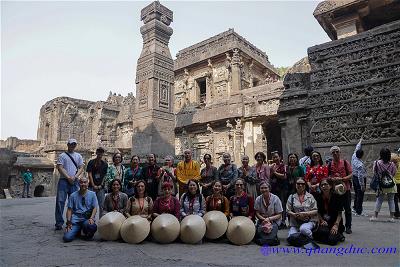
[132, 1, 175, 158]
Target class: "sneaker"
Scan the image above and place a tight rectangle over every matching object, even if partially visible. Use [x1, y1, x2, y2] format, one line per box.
[360, 212, 368, 217]
[388, 218, 395, 223]
[345, 227, 352, 234]
[351, 208, 356, 213]
[370, 216, 377, 222]
[352, 211, 359, 216]
[55, 225, 63, 231]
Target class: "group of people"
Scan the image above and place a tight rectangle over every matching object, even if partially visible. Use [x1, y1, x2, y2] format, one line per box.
[54, 138, 400, 246]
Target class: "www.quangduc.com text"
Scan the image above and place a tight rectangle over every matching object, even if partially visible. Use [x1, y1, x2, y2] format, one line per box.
[260, 244, 398, 257]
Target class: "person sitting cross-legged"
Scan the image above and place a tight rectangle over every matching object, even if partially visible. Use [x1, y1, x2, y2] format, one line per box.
[63, 177, 98, 242]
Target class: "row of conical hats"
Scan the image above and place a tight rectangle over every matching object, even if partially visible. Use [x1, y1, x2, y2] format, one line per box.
[98, 210, 256, 245]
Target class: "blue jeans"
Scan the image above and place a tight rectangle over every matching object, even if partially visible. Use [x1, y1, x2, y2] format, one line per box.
[22, 182, 31, 197]
[63, 220, 97, 242]
[55, 179, 79, 227]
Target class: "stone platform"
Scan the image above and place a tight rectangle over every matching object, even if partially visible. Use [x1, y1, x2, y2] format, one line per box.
[0, 197, 399, 266]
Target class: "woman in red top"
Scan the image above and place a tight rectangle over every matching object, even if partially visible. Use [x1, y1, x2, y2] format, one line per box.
[153, 182, 180, 219]
[305, 151, 328, 194]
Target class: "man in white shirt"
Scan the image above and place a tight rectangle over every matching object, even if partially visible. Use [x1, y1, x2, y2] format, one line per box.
[55, 138, 84, 230]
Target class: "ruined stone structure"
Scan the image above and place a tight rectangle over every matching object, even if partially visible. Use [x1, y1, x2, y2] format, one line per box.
[279, 0, 400, 169]
[174, 29, 281, 164]
[132, 1, 175, 158]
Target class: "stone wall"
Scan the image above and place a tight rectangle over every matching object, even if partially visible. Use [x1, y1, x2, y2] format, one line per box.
[279, 19, 400, 175]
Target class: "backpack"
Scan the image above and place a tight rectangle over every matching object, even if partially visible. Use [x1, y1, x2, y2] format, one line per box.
[377, 162, 395, 189]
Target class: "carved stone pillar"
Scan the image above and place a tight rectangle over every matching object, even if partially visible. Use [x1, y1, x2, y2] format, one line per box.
[230, 49, 242, 95]
[132, 1, 175, 158]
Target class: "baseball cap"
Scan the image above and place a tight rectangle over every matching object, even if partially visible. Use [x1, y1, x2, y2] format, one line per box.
[67, 138, 77, 145]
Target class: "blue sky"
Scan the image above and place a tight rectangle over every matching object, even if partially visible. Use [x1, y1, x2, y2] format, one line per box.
[1, 0, 329, 140]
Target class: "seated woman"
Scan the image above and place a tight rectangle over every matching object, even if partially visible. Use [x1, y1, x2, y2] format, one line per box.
[206, 180, 230, 217]
[254, 181, 283, 246]
[230, 178, 255, 220]
[180, 179, 206, 218]
[313, 178, 345, 246]
[153, 182, 180, 219]
[102, 179, 128, 217]
[286, 178, 318, 247]
[125, 180, 153, 221]
[123, 155, 143, 197]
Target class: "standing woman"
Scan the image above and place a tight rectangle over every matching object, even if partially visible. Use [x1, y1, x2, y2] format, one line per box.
[153, 182, 180, 219]
[270, 151, 287, 228]
[286, 153, 305, 196]
[125, 180, 153, 221]
[180, 180, 206, 218]
[286, 178, 318, 246]
[305, 151, 328, 194]
[123, 155, 143, 197]
[104, 153, 126, 193]
[370, 148, 397, 222]
[142, 153, 162, 201]
[314, 178, 345, 245]
[157, 155, 177, 197]
[200, 154, 219, 198]
[238, 155, 259, 202]
[218, 153, 238, 198]
[102, 179, 128, 217]
[230, 178, 255, 220]
[254, 181, 283, 246]
[254, 152, 271, 184]
[206, 180, 230, 217]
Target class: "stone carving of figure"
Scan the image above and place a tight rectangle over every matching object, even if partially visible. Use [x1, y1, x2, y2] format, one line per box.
[207, 123, 214, 133]
[226, 119, 233, 129]
[235, 118, 242, 131]
[207, 59, 213, 69]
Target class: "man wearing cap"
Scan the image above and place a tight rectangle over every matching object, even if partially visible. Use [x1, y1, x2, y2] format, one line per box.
[86, 147, 108, 217]
[328, 145, 353, 234]
[55, 138, 84, 230]
[176, 149, 201, 197]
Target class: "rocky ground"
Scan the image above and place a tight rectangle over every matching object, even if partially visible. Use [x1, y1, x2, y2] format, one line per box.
[0, 197, 399, 266]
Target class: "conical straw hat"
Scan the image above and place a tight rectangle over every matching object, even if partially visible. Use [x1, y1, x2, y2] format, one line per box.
[98, 211, 126, 241]
[203, 211, 228, 239]
[226, 216, 255, 245]
[180, 215, 206, 244]
[120, 215, 150, 244]
[151, 213, 180, 243]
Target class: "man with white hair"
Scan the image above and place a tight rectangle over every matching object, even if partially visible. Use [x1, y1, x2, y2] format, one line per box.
[328, 145, 353, 234]
[63, 177, 98, 242]
[55, 138, 84, 230]
[176, 149, 201, 197]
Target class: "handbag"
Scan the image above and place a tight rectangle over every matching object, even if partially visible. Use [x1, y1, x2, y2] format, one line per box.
[370, 161, 379, 191]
